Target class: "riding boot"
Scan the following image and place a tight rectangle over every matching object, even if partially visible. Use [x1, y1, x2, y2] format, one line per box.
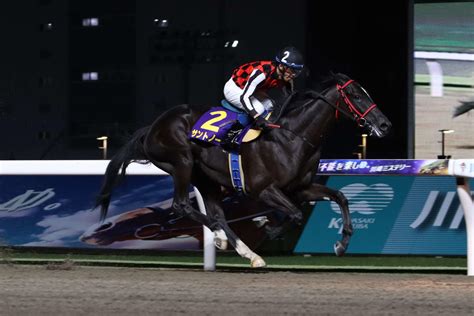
[221, 122, 244, 152]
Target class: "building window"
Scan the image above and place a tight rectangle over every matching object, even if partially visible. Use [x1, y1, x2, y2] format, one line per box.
[39, 22, 54, 32]
[40, 49, 52, 59]
[38, 130, 51, 140]
[153, 18, 169, 28]
[39, 76, 54, 88]
[38, 103, 52, 114]
[82, 18, 99, 27]
[82, 72, 99, 81]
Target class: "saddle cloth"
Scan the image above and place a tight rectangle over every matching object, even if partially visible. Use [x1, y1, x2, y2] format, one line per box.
[189, 102, 266, 146]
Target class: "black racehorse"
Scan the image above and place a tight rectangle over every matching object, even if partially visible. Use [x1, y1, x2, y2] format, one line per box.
[96, 73, 391, 267]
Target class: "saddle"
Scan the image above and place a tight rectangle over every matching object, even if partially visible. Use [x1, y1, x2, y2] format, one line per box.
[189, 100, 270, 152]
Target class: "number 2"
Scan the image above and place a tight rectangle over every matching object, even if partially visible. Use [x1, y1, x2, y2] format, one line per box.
[201, 111, 227, 132]
[281, 51, 290, 63]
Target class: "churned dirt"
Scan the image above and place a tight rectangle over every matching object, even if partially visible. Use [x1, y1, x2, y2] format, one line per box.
[0, 265, 473, 315]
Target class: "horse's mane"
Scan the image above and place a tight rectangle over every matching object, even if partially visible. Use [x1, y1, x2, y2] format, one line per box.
[320, 72, 350, 90]
[277, 72, 348, 118]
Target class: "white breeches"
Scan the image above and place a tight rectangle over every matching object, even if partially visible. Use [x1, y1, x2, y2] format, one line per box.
[223, 78, 273, 116]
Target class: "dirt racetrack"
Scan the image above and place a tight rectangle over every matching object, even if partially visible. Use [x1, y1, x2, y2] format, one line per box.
[1, 265, 473, 315]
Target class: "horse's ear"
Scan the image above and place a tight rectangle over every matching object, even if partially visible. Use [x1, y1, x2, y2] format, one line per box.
[303, 67, 310, 77]
[328, 70, 339, 82]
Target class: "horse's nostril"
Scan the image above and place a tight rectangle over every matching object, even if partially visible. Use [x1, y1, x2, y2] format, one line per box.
[380, 122, 389, 131]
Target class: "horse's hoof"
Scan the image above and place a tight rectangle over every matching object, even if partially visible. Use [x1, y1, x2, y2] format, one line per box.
[251, 256, 266, 268]
[264, 226, 283, 240]
[214, 229, 228, 250]
[334, 241, 346, 256]
[214, 238, 227, 250]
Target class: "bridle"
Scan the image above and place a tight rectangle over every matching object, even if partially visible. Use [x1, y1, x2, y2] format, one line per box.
[272, 78, 378, 147]
[335, 79, 377, 128]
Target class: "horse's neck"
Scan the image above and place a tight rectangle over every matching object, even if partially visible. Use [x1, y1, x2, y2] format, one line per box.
[284, 88, 338, 146]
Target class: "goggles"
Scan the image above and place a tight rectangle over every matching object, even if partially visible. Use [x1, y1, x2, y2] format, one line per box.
[284, 66, 303, 78]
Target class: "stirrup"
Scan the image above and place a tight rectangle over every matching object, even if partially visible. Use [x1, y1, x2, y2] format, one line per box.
[221, 122, 243, 150]
[221, 141, 239, 153]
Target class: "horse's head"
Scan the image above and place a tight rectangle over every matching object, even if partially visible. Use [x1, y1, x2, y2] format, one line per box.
[332, 73, 391, 138]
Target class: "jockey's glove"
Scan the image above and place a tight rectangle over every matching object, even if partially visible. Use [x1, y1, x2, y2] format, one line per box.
[254, 116, 271, 131]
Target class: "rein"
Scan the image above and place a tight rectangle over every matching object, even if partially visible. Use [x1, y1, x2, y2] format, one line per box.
[305, 80, 377, 127]
[269, 93, 318, 148]
[271, 92, 298, 123]
[270, 79, 378, 148]
[304, 90, 356, 122]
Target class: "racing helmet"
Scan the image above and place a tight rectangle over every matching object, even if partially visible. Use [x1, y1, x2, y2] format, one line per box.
[275, 46, 304, 75]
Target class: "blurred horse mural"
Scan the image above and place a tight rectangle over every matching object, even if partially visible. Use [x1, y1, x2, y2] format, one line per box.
[83, 196, 277, 250]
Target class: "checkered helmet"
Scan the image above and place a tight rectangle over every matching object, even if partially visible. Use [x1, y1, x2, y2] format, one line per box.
[275, 46, 304, 70]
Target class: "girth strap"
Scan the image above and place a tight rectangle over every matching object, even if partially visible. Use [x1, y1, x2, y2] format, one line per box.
[228, 153, 247, 194]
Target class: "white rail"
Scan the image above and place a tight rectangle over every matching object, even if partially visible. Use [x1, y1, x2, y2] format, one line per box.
[415, 51, 474, 61]
[414, 50, 474, 97]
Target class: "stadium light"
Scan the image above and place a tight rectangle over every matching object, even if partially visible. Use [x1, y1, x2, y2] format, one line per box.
[96, 136, 108, 159]
[438, 129, 454, 159]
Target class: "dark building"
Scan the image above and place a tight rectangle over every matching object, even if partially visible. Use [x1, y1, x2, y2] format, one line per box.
[0, 0, 411, 160]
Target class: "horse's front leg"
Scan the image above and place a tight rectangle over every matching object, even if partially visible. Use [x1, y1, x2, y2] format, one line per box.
[196, 182, 266, 268]
[295, 183, 353, 256]
[212, 202, 266, 268]
[258, 184, 304, 239]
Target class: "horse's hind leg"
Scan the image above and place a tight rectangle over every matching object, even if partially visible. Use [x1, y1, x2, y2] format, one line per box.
[294, 183, 353, 256]
[142, 106, 221, 233]
[148, 156, 219, 231]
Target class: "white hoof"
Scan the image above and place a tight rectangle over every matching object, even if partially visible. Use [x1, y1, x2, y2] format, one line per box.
[252, 216, 269, 228]
[214, 229, 228, 250]
[334, 241, 346, 257]
[251, 256, 266, 268]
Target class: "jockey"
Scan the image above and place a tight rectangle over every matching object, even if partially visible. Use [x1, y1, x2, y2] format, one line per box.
[222, 46, 305, 147]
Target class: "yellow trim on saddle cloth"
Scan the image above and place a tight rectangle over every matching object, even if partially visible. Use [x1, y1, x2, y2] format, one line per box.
[241, 111, 273, 143]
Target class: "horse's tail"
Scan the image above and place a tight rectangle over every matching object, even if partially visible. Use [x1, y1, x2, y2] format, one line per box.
[95, 126, 150, 222]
